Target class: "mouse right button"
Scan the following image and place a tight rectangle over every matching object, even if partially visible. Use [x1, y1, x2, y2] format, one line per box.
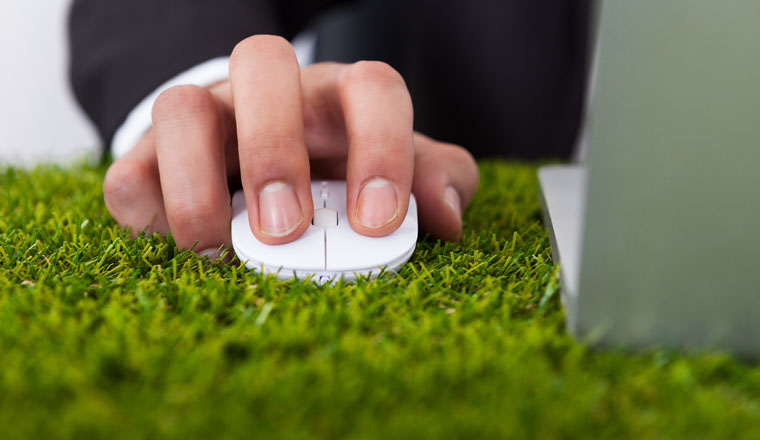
[325, 194, 418, 273]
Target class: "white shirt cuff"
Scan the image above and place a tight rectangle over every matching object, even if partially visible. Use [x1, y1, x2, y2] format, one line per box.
[110, 56, 231, 159]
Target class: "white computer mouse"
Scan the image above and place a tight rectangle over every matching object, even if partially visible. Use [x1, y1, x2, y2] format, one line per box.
[231, 180, 418, 283]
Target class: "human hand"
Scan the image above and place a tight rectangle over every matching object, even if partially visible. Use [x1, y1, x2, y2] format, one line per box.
[103, 35, 479, 257]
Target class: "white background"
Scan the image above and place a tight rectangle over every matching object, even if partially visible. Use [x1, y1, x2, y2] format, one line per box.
[0, 0, 99, 166]
[0, 2, 317, 167]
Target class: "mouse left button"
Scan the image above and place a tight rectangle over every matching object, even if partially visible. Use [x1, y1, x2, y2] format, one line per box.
[231, 193, 326, 271]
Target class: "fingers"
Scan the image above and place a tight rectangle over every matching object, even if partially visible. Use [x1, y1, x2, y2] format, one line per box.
[229, 35, 313, 245]
[336, 61, 415, 237]
[411, 133, 479, 242]
[103, 132, 168, 237]
[151, 85, 232, 256]
[106, 48, 476, 259]
[300, 61, 473, 241]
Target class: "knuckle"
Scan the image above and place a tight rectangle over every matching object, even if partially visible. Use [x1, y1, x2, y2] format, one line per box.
[168, 200, 223, 246]
[152, 85, 214, 123]
[358, 134, 413, 157]
[339, 60, 405, 89]
[230, 34, 294, 67]
[238, 130, 304, 155]
[103, 159, 149, 208]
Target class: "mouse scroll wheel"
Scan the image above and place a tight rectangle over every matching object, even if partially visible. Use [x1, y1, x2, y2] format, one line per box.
[312, 208, 338, 228]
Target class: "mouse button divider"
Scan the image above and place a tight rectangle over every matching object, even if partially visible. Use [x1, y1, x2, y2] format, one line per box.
[310, 181, 324, 210]
[320, 180, 329, 200]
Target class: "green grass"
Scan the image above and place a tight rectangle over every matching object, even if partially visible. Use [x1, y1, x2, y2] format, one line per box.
[1, 160, 760, 439]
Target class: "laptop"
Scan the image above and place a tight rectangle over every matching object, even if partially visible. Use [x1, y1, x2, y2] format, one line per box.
[539, 0, 760, 357]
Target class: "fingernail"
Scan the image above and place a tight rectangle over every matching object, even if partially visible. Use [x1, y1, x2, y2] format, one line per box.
[258, 181, 303, 237]
[443, 186, 462, 218]
[198, 248, 222, 260]
[356, 177, 398, 229]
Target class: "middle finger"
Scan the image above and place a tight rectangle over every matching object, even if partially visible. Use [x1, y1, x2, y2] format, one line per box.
[229, 35, 314, 245]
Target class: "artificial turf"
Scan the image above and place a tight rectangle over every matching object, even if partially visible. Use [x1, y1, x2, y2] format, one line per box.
[1, 160, 759, 439]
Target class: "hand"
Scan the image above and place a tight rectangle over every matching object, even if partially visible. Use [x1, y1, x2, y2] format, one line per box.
[103, 35, 479, 257]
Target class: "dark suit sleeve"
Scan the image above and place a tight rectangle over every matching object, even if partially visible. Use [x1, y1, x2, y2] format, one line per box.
[68, 0, 343, 148]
